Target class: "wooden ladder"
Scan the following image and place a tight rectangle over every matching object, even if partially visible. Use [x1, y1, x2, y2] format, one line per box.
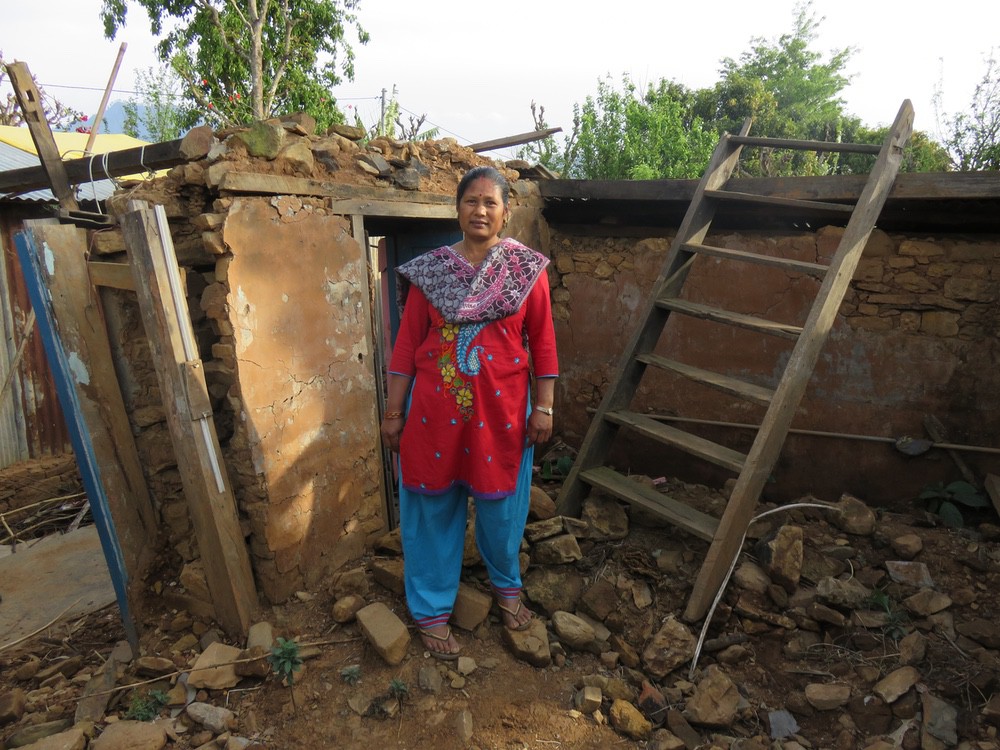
[556, 101, 914, 622]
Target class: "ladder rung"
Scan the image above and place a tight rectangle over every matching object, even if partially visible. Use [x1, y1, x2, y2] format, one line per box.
[683, 242, 827, 278]
[704, 189, 855, 214]
[605, 410, 747, 473]
[636, 353, 774, 406]
[580, 466, 718, 541]
[729, 135, 882, 155]
[656, 298, 803, 340]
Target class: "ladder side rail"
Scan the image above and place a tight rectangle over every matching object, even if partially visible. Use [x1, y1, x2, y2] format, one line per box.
[557, 122, 752, 516]
[683, 100, 915, 622]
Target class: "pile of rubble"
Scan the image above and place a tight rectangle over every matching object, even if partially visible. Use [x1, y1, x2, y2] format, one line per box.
[3, 482, 1000, 749]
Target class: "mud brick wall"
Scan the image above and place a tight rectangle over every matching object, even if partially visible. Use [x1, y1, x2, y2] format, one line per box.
[95, 119, 512, 604]
[544, 225, 1000, 505]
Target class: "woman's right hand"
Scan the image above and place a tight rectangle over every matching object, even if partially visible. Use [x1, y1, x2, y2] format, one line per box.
[380, 416, 404, 452]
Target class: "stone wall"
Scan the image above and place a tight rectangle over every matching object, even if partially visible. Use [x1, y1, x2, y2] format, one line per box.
[543, 225, 1000, 504]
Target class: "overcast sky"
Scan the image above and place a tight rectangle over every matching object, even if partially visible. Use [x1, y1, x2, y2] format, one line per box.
[3, 1, 998, 159]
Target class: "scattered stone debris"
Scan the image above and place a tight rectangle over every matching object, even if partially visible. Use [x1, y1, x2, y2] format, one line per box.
[4, 475, 1000, 749]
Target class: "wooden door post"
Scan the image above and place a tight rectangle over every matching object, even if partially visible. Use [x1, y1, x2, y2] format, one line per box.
[121, 203, 257, 637]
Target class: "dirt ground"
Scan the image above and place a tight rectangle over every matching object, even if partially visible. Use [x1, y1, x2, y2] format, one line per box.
[2, 457, 999, 749]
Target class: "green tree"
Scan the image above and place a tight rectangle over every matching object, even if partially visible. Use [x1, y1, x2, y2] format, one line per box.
[542, 74, 715, 180]
[100, 0, 369, 131]
[697, 0, 857, 175]
[122, 65, 189, 142]
[937, 54, 1000, 170]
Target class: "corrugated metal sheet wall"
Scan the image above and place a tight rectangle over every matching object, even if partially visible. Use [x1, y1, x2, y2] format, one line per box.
[0, 210, 71, 468]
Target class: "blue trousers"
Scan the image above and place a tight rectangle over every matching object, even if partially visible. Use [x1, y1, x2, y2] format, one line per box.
[399, 442, 534, 630]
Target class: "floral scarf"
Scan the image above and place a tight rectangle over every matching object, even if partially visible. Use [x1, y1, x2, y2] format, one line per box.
[396, 238, 549, 324]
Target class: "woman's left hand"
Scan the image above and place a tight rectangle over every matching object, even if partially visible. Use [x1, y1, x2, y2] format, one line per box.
[526, 410, 552, 446]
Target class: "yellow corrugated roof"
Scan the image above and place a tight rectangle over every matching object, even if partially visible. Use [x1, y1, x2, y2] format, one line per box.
[0, 126, 149, 159]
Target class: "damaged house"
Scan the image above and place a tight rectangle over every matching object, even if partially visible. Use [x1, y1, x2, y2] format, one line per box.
[2, 97, 1000, 747]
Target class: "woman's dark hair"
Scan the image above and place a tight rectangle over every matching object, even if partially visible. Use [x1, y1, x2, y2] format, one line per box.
[456, 166, 510, 209]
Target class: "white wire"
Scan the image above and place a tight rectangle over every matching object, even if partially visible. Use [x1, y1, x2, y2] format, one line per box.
[688, 501, 837, 679]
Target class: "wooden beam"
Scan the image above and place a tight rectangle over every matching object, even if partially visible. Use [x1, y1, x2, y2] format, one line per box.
[0, 126, 214, 196]
[88, 261, 135, 291]
[5, 61, 78, 210]
[539, 171, 1000, 204]
[469, 127, 563, 153]
[120, 203, 257, 638]
[329, 199, 456, 219]
[84, 43, 127, 157]
[217, 171, 454, 204]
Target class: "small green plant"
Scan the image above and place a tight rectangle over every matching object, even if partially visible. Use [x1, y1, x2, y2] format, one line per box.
[388, 678, 409, 699]
[268, 637, 303, 685]
[863, 587, 909, 641]
[340, 664, 362, 685]
[268, 637, 304, 712]
[919, 480, 990, 528]
[124, 689, 168, 721]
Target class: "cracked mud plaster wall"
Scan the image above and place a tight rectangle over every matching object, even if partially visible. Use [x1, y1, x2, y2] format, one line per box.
[547, 225, 1000, 505]
[219, 197, 386, 602]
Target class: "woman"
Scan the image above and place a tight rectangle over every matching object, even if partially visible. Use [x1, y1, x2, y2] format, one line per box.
[380, 165, 558, 659]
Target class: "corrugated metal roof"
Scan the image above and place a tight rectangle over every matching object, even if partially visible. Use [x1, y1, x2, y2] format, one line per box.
[0, 127, 151, 204]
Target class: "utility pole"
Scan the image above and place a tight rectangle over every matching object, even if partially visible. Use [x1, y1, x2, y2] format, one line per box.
[380, 87, 387, 137]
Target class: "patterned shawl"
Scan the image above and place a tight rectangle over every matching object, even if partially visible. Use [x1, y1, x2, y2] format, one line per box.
[396, 238, 549, 324]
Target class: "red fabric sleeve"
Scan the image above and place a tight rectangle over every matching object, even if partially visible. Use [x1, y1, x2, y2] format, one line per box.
[525, 269, 559, 377]
[388, 285, 431, 377]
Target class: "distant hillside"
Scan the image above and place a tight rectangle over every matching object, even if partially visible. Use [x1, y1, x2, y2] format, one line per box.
[91, 101, 131, 136]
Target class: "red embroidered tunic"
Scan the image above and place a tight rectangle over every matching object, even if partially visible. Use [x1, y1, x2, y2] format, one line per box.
[389, 253, 558, 500]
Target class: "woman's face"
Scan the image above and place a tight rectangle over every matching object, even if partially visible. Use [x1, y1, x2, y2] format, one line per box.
[457, 177, 508, 243]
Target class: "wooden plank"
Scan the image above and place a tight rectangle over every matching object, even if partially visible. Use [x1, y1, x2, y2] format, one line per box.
[704, 190, 854, 214]
[728, 135, 882, 155]
[556, 121, 754, 517]
[636, 353, 774, 406]
[26, 223, 158, 556]
[684, 100, 915, 623]
[656, 298, 803, 340]
[120, 203, 257, 638]
[329, 199, 456, 219]
[88, 261, 135, 291]
[684, 242, 827, 278]
[218, 172, 454, 204]
[0, 126, 214, 195]
[469, 127, 562, 153]
[6, 61, 78, 210]
[581, 466, 718, 541]
[538, 172, 1000, 204]
[605, 411, 747, 473]
[15, 226, 146, 649]
[349, 213, 393, 529]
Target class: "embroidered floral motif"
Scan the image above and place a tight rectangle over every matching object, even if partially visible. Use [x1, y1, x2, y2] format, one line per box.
[438, 320, 486, 419]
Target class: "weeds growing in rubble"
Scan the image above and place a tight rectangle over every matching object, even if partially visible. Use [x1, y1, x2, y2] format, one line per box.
[340, 664, 362, 685]
[124, 689, 169, 721]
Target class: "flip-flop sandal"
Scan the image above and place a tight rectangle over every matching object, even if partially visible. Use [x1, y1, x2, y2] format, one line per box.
[418, 626, 461, 661]
[496, 597, 532, 632]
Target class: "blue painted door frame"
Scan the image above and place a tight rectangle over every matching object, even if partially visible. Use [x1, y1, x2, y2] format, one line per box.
[15, 229, 138, 650]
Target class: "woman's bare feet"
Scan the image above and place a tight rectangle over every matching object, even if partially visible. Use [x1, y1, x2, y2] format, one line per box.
[417, 624, 461, 660]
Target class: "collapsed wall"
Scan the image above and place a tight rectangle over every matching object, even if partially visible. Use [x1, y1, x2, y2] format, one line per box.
[96, 115, 519, 604]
